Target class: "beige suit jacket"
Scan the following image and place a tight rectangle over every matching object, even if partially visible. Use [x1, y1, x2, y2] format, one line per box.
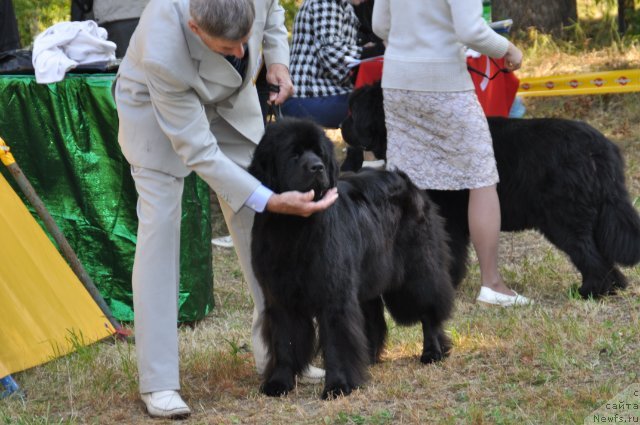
[115, 0, 289, 212]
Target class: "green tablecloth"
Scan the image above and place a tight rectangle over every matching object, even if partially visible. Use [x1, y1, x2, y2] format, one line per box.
[0, 74, 214, 322]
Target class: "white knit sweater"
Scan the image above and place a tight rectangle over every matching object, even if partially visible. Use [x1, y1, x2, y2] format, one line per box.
[372, 0, 509, 92]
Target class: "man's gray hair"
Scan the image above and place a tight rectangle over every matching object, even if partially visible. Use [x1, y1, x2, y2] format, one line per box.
[190, 0, 255, 40]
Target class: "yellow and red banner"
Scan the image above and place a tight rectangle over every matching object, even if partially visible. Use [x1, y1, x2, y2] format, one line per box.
[518, 69, 640, 97]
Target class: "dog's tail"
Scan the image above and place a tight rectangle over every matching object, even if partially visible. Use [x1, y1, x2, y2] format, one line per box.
[593, 135, 640, 265]
[596, 198, 640, 266]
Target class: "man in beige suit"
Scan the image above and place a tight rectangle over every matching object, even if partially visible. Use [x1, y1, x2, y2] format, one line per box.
[114, 0, 338, 418]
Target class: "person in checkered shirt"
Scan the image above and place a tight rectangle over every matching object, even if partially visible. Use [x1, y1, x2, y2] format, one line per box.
[282, 0, 384, 128]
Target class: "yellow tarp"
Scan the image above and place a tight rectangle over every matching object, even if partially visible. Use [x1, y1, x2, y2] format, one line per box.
[0, 172, 115, 377]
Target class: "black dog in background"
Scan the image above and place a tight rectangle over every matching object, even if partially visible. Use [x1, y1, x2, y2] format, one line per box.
[341, 82, 640, 298]
[249, 117, 455, 399]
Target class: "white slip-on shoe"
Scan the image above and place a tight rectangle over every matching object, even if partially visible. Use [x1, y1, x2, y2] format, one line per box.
[297, 365, 325, 385]
[211, 235, 234, 248]
[476, 286, 534, 307]
[140, 390, 191, 419]
[361, 159, 386, 170]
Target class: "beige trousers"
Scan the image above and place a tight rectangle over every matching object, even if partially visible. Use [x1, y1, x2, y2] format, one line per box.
[130, 166, 268, 394]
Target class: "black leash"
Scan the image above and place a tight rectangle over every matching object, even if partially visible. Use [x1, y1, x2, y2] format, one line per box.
[466, 57, 510, 81]
[266, 84, 283, 124]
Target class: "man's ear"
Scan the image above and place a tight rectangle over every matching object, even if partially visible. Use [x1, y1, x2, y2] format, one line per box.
[187, 19, 200, 36]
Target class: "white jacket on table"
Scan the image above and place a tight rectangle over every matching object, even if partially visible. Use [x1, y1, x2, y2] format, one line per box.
[32, 21, 116, 84]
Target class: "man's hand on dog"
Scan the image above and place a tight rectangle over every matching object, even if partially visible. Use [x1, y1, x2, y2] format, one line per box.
[266, 188, 339, 217]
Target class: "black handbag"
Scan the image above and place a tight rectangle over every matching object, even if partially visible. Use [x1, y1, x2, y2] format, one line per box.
[0, 49, 34, 74]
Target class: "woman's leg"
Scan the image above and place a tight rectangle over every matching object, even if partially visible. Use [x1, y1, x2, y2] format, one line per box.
[468, 184, 515, 295]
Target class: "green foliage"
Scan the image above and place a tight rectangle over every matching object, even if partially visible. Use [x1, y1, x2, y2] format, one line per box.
[508, 0, 640, 50]
[280, 0, 302, 32]
[12, 0, 302, 47]
[223, 337, 244, 357]
[568, 283, 584, 300]
[64, 329, 97, 365]
[114, 338, 139, 393]
[580, 0, 640, 40]
[13, 0, 70, 47]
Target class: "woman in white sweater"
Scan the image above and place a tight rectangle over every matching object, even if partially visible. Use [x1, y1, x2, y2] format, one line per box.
[372, 0, 532, 306]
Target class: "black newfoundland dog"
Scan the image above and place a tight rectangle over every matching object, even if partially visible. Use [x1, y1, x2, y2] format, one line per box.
[249, 117, 455, 399]
[341, 82, 640, 298]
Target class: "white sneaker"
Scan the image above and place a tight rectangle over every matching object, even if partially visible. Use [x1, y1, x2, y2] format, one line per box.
[297, 365, 325, 384]
[211, 235, 234, 248]
[140, 390, 191, 419]
[476, 286, 533, 307]
[361, 159, 386, 170]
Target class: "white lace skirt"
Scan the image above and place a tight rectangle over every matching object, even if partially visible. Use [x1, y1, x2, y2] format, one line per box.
[382, 88, 499, 190]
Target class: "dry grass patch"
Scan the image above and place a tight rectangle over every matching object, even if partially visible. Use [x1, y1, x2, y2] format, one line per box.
[3, 240, 637, 424]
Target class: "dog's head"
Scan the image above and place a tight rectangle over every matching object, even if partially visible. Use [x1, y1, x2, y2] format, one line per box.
[340, 82, 387, 159]
[249, 117, 339, 200]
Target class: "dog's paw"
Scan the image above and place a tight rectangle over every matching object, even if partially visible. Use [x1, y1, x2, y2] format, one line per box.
[367, 349, 383, 365]
[322, 382, 354, 400]
[261, 379, 294, 397]
[578, 284, 606, 300]
[611, 269, 629, 290]
[438, 333, 453, 358]
[611, 280, 628, 291]
[420, 348, 444, 364]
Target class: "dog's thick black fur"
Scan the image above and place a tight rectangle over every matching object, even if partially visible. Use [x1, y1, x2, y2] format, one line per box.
[341, 82, 640, 297]
[249, 117, 455, 399]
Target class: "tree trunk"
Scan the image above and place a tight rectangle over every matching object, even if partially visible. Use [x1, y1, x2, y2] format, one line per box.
[492, 0, 578, 34]
[0, 0, 21, 50]
[618, 0, 636, 34]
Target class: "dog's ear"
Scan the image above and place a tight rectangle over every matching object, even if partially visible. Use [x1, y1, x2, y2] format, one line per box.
[367, 83, 387, 159]
[345, 83, 387, 159]
[321, 134, 340, 188]
[249, 131, 280, 192]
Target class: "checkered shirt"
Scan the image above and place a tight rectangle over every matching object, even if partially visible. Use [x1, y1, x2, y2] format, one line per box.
[289, 0, 362, 98]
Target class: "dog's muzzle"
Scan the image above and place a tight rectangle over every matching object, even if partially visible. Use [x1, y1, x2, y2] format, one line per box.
[297, 152, 330, 199]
